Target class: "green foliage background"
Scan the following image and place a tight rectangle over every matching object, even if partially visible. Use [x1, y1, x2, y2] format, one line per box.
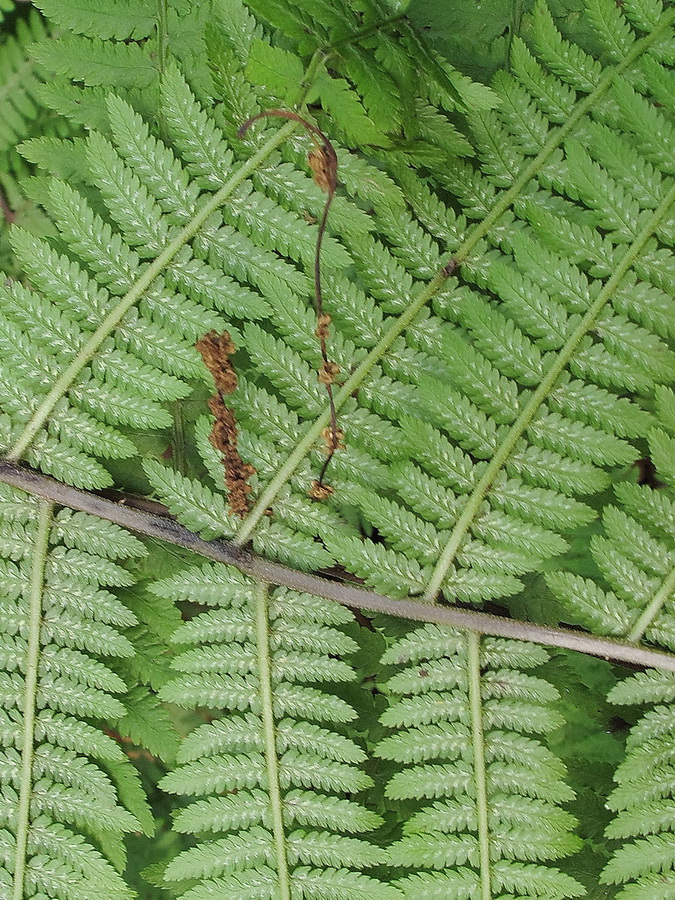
[0, 0, 674, 898]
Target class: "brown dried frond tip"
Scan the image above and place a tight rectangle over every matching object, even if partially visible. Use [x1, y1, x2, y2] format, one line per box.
[318, 360, 340, 385]
[308, 480, 334, 500]
[196, 330, 254, 519]
[195, 330, 238, 395]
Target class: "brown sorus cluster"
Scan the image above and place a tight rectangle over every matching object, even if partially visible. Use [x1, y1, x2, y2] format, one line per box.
[318, 360, 341, 385]
[315, 312, 332, 341]
[196, 330, 255, 519]
[308, 145, 337, 193]
[322, 425, 344, 454]
[195, 330, 238, 394]
[308, 479, 334, 501]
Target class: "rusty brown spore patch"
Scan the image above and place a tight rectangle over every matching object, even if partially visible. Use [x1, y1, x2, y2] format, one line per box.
[196, 330, 238, 394]
[308, 479, 334, 501]
[196, 330, 255, 519]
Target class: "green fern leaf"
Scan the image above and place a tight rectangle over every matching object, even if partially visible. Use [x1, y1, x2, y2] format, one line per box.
[143, 459, 236, 539]
[0, 10, 49, 156]
[376, 627, 582, 897]
[35, 35, 155, 89]
[543, 375, 675, 892]
[2, 0, 675, 893]
[156, 571, 395, 898]
[245, 38, 305, 104]
[34, 0, 156, 41]
[0, 482, 149, 898]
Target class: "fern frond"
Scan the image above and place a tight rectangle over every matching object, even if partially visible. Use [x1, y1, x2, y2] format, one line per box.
[154, 570, 399, 898]
[27, 0, 670, 596]
[545, 379, 675, 893]
[601, 665, 675, 894]
[1, 0, 675, 892]
[376, 627, 583, 898]
[0, 481, 150, 899]
[0, 8, 66, 276]
[2, 61, 317, 483]
[202, 0, 675, 617]
[0, 10, 50, 157]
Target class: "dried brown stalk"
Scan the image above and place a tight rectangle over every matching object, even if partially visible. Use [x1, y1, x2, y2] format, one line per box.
[238, 109, 342, 491]
[3, 459, 675, 674]
[196, 330, 254, 518]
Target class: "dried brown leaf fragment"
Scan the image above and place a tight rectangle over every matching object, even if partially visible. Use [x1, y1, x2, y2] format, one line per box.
[196, 330, 255, 518]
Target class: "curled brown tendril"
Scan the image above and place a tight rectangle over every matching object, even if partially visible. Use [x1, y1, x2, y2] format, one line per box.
[238, 110, 342, 493]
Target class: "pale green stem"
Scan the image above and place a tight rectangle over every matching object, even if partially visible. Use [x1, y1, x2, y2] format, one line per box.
[467, 632, 491, 900]
[253, 580, 291, 900]
[6, 49, 327, 464]
[234, 10, 674, 545]
[13, 500, 53, 900]
[627, 565, 675, 644]
[423, 182, 675, 603]
[292, 48, 325, 107]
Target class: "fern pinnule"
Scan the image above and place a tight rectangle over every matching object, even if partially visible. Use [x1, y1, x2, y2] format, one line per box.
[33, 0, 155, 41]
[34, 29, 155, 89]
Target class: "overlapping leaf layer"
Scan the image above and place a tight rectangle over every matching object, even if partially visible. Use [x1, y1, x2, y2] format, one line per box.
[0, 0, 673, 896]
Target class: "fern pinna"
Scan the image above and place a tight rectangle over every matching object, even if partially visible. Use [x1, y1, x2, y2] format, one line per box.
[153, 566, 399, 899]
[0, 484, 151, 899]
[376, 629, 583, 898]
[0, 0, 673, 896]
[547, 385, 675, 893]
[0, 7, 56, 275]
